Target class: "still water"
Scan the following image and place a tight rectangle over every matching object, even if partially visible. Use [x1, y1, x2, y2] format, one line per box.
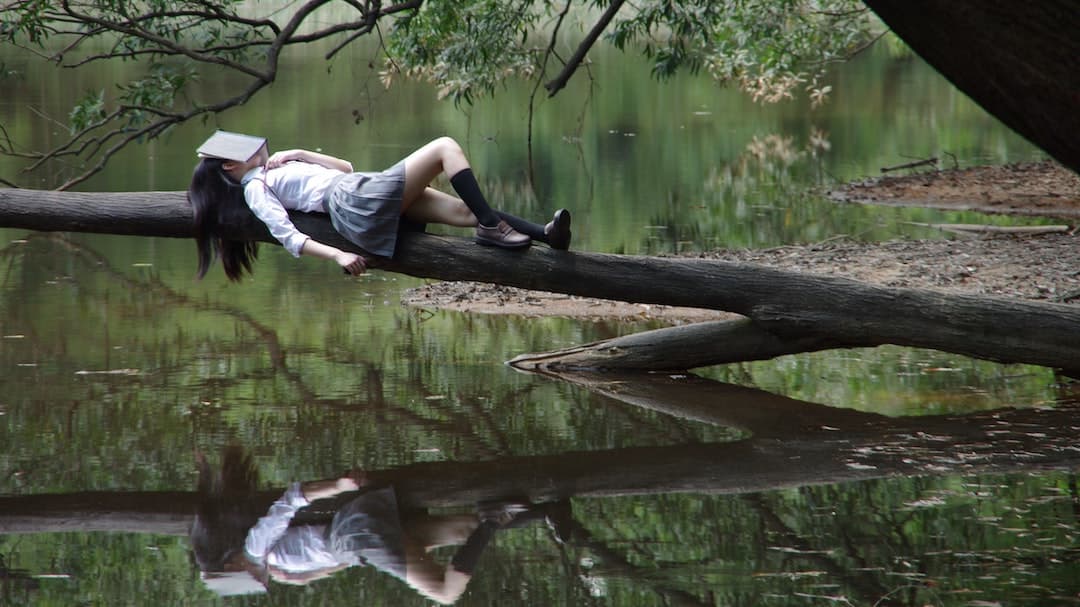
[1, 32, 1078, 606]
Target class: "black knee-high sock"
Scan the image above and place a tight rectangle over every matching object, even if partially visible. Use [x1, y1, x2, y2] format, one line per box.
[449, 169, 500, 227]
[496, 211, 547, 242]
[449, 521, 498, 575]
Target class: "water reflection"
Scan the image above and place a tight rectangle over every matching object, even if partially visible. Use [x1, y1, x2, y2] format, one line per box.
[2, 372, 1078, 604]
[191, 446, 563, 604]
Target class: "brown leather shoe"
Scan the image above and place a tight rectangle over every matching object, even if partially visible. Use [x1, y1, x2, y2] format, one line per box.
[544, 209, 572, 250]
[475, 220, 531, 249]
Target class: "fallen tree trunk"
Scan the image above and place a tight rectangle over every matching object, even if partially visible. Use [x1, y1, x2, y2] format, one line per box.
[509, 317, 834, 371]
[2, 188, 1079, 374]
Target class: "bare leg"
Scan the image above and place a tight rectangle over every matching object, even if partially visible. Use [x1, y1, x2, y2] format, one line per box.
[403, 187, 477, 227]
[398, 137, 530, 248]
[399, 514, 480, 605]
[403, 513, 480, 551]
[402, 539, 471, 605]
[397, 503, 553, 604]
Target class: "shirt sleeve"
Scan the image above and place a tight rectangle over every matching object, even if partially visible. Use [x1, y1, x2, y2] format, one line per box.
[244, 179, 310, 257]
[244, 482, 310, 563]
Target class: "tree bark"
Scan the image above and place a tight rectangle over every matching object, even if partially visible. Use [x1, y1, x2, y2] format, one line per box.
[862, 1, 1080, 174]
[508, 318, 834, 371]
[2, 188, 1079, 374]
[4, 372, 1079, 535]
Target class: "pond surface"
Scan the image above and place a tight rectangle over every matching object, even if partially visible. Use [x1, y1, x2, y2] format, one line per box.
[2, 33, 1078, 606]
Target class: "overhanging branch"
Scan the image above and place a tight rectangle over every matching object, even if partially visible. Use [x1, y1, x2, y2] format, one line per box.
[544, 0, 626, 97]
[3, 0, 413, 189]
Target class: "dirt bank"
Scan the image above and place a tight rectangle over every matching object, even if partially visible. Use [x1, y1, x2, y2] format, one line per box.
[827, 160, 1080, 218]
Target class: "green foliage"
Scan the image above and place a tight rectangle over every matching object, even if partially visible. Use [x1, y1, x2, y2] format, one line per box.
[384, 0, 882, 105]
[1, 0, 281, 185]
[118, 63, 196, 127]
[606, 0, 878, 104]
[0, 0, 52, 45]
[64, 63, 192, 135]
[69, 89, 108, 133]
[384, 0, 549, 104]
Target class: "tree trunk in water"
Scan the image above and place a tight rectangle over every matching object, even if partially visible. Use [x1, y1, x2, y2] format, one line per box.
[508, 318, 835, 371]
[2, 188, 1079, 373]
[862, 0, 1080, 174]
[3, 372, 1079, 535]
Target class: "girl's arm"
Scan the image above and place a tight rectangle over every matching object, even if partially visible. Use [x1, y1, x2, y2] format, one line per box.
[243, 178, 366, 274]
[244, 483, 309, 562]
[266, 149, 352, 173]
[268, 562, 350, 586]
[244, 478, 359, 563]
[298, 476, 360, 501]
[300, 239, 367, 275]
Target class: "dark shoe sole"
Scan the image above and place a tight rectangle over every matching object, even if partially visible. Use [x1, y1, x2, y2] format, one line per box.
[475, 236, 532, 249]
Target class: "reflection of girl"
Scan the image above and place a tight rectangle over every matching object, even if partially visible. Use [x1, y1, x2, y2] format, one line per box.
[187, 132, 572, 281]
[191, 448, 546, 604]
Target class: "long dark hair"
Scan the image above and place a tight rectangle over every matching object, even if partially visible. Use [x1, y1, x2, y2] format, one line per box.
[190, 446, 265, 572]
[188, 158, 259, 281]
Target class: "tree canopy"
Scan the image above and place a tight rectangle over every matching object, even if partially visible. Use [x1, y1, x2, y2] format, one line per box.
[0, 0, 880, 188]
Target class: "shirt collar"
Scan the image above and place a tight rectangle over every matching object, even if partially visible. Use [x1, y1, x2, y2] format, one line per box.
[240, 166, 265, 185]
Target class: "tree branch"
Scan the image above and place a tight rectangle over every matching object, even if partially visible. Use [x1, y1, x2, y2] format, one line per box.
[323, 0, 424, 60]
[57, 0, 272, 80]
[4, 0, 420, 188]
[544, 0, 627, 97]
[53, 81, 270, 190]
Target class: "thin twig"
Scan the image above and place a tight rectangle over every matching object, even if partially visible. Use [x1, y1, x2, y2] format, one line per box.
[881, 157, 937, 173]
[527, 0, 573, 184]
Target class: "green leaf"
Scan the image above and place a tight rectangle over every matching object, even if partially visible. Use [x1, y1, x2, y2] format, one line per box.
[69, 90, 107, 134]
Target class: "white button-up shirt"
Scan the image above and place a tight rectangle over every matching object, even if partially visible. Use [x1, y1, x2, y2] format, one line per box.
[244, 482, 340, 574]
[241, 162, 344, 257]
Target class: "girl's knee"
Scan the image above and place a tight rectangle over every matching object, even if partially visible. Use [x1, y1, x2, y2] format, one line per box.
[431, 137, 469, 176]
[433, 136, 462, 156]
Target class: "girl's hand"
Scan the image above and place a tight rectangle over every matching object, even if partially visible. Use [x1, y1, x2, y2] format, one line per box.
[336, 251, 367, 275]
[336, 476, 360, 493]
[265, 149, 306, 170]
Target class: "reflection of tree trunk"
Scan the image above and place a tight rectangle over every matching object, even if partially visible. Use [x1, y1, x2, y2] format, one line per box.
[862, 1, 1080, 174]
[3, 189, 1080, 374]
[5, 372, 1079, 535]
[526, 369, 890, 437]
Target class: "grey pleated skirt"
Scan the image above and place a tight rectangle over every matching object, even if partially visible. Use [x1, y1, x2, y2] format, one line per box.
[325, 161, 406, 258]
[327, 487, 407, 582]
